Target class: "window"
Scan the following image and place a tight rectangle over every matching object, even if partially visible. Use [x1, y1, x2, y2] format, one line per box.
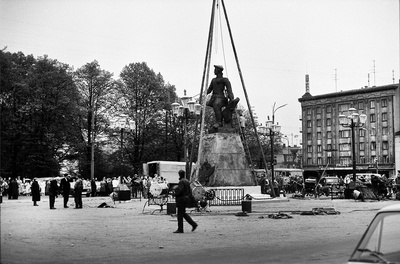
[383, 156, 389, 163]
[339, 157, 350, 166]
[339, 143, 350, 151]
[340, 130, 350, 138]
[317, 119, 322, 127]
[317, 132, 322, 139]
[307, 120, 312, 128]
[307, 108, 312, 115]
[382, 113, 387, 121]
[327, 157, 333, 164]
[370, 100, 375, 109]
[382, 141, 388, 150]
[370, 114, 376, 123]
[359, 129, 365, 137]
[317, 157, 323, 165]
[326, 105, 332, 113]
[358, 102, 364, 110]
[359, 142, 365, 151]
[382, 127, 388, 135]
[359, 156, 365, 163]
[381, 98, 387, 107]
[307, 133, 312, 140]
[370, 128, 376, 136]
[326, 118, 331, 126]
[371, 142, 376, 150]
[339, 104, 349, 112]
[307, 145, 313, 153]
[327, 144, 332, 150]
[316, 107, 321, 114]
[307, 158, 312, 165]
[327, 131, 332, 139]
[317, 145, 322, 152]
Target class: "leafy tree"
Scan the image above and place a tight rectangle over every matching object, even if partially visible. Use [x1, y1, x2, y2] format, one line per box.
[0, 50, 82, 179]
[115, 62, 178, 173]
[240, 109, 282, 169]
[74, 61, 116, 179]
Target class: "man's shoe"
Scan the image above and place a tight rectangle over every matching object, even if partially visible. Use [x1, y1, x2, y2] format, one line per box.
[50, 207, 56, 210]
[173, 230, 183, 233]
[192, 224, 198, 232]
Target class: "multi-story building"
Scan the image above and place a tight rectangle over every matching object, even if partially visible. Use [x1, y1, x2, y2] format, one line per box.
[298, 78, 400, 178]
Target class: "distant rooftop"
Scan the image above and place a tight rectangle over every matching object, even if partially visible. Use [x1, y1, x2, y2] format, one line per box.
[298, 83, 399, 102]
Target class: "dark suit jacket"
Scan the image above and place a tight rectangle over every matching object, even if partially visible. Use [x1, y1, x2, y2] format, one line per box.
[174, 178, 191, 207]
[60, 178, 70, 195]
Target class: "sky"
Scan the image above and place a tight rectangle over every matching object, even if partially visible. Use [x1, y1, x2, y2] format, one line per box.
[1, 0, 399, 146]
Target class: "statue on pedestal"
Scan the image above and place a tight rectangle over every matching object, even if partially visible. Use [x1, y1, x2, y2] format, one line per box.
[206, 65, 239, 132]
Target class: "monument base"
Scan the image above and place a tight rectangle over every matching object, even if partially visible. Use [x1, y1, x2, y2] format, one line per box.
[195, 133, 256, 187]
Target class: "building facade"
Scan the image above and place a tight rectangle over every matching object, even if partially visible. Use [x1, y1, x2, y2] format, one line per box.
[298, 82, 400, 178]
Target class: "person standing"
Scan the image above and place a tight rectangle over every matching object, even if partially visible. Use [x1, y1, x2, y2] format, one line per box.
[31, 178, 41, 206]
[48, 178, 59, 209]
[8, 178, 19, 200]
[60, 174, 71, 208]
[74, 177, 83, 209]
[258, 174, 267, 194]
[91, 179, 96, 197]
[173, 170, 198, 233]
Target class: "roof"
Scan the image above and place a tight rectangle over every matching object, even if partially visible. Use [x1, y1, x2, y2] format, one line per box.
[298, 83, 399, 102]
[379, 203, 400, 213]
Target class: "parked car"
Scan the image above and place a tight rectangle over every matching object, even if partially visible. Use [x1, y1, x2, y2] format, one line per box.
[320, 176, 341, 196]
[348, 203, 400, 263]
[302, 170, 320, 197]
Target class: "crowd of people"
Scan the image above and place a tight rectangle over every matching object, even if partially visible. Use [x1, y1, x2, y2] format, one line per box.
[257, 172, 400, 200]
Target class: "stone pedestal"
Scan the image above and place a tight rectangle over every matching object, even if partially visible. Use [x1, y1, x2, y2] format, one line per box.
[195, 133, 256, 187]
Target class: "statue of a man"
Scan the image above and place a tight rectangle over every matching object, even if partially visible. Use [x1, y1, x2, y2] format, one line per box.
[206, 65, 235, 128]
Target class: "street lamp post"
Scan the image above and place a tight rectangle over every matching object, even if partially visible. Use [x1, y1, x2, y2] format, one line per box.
[338, 108, 367, 184]
[171, 90, 201, 180]
[265, 120, 281, 196]
[282, 136, 290, 167]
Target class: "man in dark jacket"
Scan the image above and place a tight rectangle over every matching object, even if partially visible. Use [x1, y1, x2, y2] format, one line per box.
[48, 178, 59, 209]
[60, 174, 71, 208]
[173, 170, 197, 233]
[31, 178, 41, 206]
[74, 177, 83, 209]
[90, 179, 96, 197]
[8, 178, 19, 200]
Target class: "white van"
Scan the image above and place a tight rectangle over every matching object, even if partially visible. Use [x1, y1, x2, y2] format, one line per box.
[143, 161, 194, 186]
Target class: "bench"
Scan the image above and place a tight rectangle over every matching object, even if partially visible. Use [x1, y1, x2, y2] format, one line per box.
[142, 194, 171, 214]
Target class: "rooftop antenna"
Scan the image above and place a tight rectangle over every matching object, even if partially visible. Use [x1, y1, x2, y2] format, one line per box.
[372, 60, 376, 86]
[334, 69, 338, 92]
[393, 70, 395, 84]
[368, 73, 370, 87]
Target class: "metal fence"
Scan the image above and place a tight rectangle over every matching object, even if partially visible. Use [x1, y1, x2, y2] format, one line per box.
[208, 188, 245, 206]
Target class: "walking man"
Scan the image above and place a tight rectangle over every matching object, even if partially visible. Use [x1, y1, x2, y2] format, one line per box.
[173, 170, 198, 233]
